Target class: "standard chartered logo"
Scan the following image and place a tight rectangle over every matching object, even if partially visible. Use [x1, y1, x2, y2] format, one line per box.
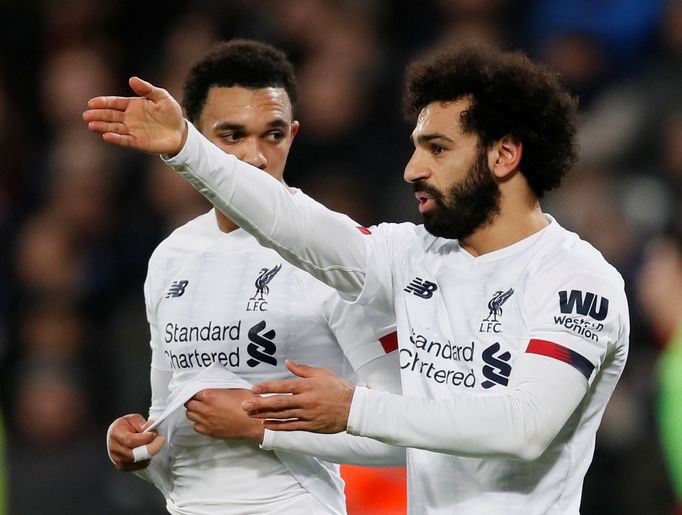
[401, 329, 515, 389]
[161, 319, 279, 370]
[246, 320, 278, 367]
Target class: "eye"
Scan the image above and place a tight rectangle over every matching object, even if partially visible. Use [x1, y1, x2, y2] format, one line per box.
[220, 132, 242, 143]
[266, 130, 285, 142]
[431, 144, 446, 155]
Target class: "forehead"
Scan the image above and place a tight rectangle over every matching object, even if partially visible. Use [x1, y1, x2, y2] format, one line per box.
[413, 97, 472, 138]
[200, 86, 293, 125]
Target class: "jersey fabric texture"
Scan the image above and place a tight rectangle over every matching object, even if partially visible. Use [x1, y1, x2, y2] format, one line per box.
[344, 218, 628, 514]
[143, 208, 394, 514]
[163, 122, 630, 515]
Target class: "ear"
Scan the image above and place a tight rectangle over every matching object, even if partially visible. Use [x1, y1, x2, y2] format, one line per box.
[488, 136, 522, 179]
[290, 120, 300, 140]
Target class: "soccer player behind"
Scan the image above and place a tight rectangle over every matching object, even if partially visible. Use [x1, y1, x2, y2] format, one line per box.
[103, 40, 402, 515]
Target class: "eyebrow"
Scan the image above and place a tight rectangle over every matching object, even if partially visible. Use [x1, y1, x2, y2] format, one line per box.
[412, 132, 455, 145]
[213, 119, 290, 132]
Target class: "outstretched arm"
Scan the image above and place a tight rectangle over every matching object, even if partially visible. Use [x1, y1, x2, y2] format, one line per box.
[85, 78, 377, 300]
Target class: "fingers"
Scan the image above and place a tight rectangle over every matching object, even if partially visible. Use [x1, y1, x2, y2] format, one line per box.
[129, 76, 168, 103]
[122, 414, 148, 433]
[147, 434, 166, 456]
[242, 394, 306, 419]
[82, 108, 126, 123]
[140, 419, 156, 432]
[87, 120, 129, 136]
[87, 96, 132, 110]
[262, 419, 314, 432]
[130, 435, 166, 463]
[285, 359, 333, 379]
[121, 429, 157, 449]
[251, 379, 303, 395]
[101, 132, 139, 148]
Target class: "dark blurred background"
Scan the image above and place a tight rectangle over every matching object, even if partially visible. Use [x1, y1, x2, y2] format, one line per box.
[1, 0, 682, 513]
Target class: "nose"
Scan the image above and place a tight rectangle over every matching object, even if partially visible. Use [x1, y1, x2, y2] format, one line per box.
[238, 138, 267, 170]
[404, 150, 429, 183]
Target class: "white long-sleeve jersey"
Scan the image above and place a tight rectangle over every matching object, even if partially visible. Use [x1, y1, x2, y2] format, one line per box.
[162, 122, 630, 514]
[140, 206, 403, 515]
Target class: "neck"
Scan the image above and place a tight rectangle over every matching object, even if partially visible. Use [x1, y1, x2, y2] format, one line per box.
[215, 210, 239, 234]
[459, 182, 547, 256]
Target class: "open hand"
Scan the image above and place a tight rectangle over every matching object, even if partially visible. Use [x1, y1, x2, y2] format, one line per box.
[242, 360, 355, 433]
[83, 76, 186, 155]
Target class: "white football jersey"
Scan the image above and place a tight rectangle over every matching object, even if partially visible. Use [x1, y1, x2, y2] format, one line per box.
[347, 217, 628, 514]
[144, 208, 396, 514]
[163, 123, 630, 515]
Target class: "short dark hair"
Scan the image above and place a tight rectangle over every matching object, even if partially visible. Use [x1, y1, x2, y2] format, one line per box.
[183, 39, 298, 123]
[404, 45, 578, 198]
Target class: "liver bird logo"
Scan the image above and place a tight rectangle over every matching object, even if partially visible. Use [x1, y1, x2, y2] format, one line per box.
[484, 288, 515, 322]
[251, 264, 282, 301]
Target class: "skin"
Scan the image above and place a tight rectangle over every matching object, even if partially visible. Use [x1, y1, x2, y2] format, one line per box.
[83, 80, 554, 435]
[96, 80, 299, 467]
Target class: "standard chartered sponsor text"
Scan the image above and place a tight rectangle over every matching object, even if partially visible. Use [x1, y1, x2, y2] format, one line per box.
[165, 320, 241, 343]
[164, 320, 242, 370]
[402, 329, 476, 387]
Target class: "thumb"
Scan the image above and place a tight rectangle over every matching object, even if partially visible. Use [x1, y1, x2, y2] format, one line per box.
[147, 435, 167, 457]
[140, 419, 156, 432]
[286, 359, 328, 378]
[129, 76, 167, 102]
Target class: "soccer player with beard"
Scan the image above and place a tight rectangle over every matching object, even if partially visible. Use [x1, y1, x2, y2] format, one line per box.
[85, 44, 629, 514]
[100, 40, 404, 515]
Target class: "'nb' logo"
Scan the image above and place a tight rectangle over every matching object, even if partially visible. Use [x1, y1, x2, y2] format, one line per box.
[404, 277, 438, 299]
[558, 290, 609, 321]
[166, 280, 189, 299]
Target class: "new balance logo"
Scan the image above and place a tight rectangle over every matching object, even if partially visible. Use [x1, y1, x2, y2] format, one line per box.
[481, 342, 512, 389]
[246, 320, 277, 367]
[559, 290, 609, 321]
[166, 280, 188, 298]
[404, 277, 438, 299]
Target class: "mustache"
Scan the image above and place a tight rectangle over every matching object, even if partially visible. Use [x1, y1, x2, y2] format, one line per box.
[413, 181, 444, 201]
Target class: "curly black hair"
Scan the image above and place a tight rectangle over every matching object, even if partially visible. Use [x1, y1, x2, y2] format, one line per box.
[404, 44, 578, 198]
[183, 39, 298, 124]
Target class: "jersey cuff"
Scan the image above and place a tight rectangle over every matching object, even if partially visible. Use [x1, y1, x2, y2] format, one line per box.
[347, 386, 372, 436]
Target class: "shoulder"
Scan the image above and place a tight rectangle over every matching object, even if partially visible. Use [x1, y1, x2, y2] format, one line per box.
[535, 223, 625, 290]
[149, 210, 217, 266]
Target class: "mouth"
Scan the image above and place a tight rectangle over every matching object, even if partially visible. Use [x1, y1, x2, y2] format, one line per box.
[415, 191, 435, 213]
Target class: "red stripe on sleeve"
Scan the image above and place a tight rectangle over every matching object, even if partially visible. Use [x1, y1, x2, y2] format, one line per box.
[379, 331, 398, 353]
[526, 339, 571, 365]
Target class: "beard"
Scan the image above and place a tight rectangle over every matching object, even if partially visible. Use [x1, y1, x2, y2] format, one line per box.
[416, 148, 501, 240]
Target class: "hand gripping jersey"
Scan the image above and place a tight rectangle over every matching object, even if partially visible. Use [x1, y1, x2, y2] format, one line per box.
[141, 208, 398, 515]
[162, 123, 630, 515]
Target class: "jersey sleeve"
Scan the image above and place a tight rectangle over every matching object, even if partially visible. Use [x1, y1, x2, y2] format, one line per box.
[319, 281, 400, 388]
[262, 429, 405, 467]
[347, 353, 587, 460]
[163, 122, 395, 307]
[521, 258, 629, 386]
[132, 260, 173, 493]
[145, 253, 172, 374]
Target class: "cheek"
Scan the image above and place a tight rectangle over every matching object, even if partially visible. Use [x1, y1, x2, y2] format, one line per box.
[266, 145, 291, 173]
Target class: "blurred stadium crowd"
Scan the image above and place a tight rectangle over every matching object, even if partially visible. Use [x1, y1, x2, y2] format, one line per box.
[1, 0, 682, 513]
